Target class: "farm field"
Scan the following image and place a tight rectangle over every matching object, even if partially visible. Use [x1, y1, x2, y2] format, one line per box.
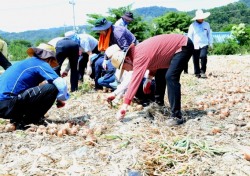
[0, 55, 250, 176]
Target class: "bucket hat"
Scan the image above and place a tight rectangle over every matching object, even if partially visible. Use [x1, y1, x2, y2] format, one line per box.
[122, 12, 134, 22]
[92, 18, 112, 31]
[192, 9, 210, 20]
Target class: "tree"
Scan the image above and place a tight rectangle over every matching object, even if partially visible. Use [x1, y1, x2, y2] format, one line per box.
[152, 12, 191, 35]
[86, 5, 150, 42]
[231, 23, 250, 45]
[8, 40, 32, 61]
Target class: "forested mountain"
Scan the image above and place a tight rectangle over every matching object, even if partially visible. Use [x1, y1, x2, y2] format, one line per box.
[0, 26, 84, 45]
[240, 0, 250, 7]
[0, 0, 249, 44]
[134, 6, 177, 21]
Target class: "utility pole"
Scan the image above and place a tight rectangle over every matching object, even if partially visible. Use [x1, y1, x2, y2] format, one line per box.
[69, 0, 76, 31]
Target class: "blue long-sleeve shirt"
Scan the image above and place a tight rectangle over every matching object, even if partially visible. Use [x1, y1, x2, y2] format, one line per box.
[0, 57, 59, 100]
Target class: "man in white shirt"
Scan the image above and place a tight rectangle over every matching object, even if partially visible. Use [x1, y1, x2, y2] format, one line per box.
[187, 9, 213, 78]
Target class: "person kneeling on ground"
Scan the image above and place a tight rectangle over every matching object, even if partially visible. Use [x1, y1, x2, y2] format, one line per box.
[0, 43, 70, 129]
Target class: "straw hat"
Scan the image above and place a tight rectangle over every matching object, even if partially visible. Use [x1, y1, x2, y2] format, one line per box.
[106, 44, 134, 80]
[192, 9, 210, 20]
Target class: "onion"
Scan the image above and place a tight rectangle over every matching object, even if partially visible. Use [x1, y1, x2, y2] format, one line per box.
[57, 129, 64, 137]
[4, 124, 16, 132]
[212, 127, 221, 134]
[135, 105, 143, 111]
[244, 152, 250, 161]
[220, 108, 230, 117]
[47, 128, 57, 135]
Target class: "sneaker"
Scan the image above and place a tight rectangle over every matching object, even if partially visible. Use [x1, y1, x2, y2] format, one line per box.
[200, 73, 207, 78]
[166, 117, 184, 126]
[195, 74, 201, 78]
[155, 100, 164, 107]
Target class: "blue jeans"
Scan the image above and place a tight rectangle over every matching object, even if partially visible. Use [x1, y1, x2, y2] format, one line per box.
[97, 74, 116, 90]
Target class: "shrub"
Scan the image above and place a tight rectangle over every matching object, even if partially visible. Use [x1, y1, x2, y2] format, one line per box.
[8, 40, 32, 61]
[211, 38, 239, 55]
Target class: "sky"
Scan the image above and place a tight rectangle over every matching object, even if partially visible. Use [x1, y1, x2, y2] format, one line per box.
[0, 0, 239, 33]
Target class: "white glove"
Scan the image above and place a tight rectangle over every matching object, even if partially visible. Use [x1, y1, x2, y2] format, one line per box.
[53, 77, 70, 101]
[86, 66, 92, 76]
[102, 60, 108, 70]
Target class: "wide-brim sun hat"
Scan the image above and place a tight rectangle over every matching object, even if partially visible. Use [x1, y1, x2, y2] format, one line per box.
[106, 44, 134, 81]
[122, 12, 134, 22]
[27, 43, 56, 59]
[192, 9, 211, 20]
[92, 18, 112, 31]
[27, 43, 58, 67]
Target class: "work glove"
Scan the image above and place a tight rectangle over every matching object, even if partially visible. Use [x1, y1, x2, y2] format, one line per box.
[61, 71, 68, 78]
[116, 108, 126, 121]
[143, 78, 152, 94]
[107, 93, 116, 103]
[86, 66, 92, 76]
[115, 104, 128, 121]
[56, 100, 65, 108]
[102, 60, 108, 70]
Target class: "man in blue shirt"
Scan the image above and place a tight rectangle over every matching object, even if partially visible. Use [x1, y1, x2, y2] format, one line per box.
[0, 43, 69, 129]
[188, 9, 213, 78]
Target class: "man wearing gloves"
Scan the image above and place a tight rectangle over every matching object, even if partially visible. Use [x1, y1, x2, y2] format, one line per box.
[187, 9, 213, 78]
[106, 34, 194, 126]
[50, 31, 80, 92]
[58, 32, 100, 83]
[0, 43, 70, 129]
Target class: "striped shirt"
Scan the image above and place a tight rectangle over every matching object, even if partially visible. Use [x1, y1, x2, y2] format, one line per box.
[124, 34, 188, 105]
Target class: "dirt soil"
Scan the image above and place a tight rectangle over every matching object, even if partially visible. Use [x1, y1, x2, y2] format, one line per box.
[0, 55, 250, 176]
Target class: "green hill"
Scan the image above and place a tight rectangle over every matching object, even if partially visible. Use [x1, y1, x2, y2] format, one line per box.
[0, 0, 249, 44]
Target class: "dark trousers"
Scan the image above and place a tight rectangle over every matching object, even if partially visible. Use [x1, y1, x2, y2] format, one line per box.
[193, 45, 208, 74]
[0, 84, 58, 124]
[78, 46, 100, 81]
[0, 52, 11, 70]
[55, 39, 79, 92]
[155, 38, 194, 117]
